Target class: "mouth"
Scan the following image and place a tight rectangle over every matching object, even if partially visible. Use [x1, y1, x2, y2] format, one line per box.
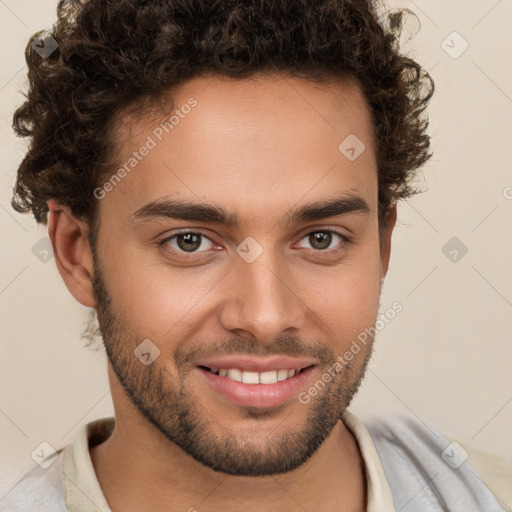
[196, 363, 316, 408]
[198, 365, 314, 384]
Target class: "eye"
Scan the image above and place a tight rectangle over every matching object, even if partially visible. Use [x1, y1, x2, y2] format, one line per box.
[295, 229, 349, 253]
[160, 230, 216, 255]
[158, 228, 350, 261]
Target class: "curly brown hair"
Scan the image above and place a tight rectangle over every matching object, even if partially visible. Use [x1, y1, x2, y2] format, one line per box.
[11, 0, 434, 235]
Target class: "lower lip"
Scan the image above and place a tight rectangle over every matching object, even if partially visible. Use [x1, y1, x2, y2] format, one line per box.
[197, 366, 315, 408]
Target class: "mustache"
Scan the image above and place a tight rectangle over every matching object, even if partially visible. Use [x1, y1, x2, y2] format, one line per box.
[175, 334, 336, 368]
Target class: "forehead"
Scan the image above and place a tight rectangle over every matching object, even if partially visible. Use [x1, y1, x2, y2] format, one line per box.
[101, 73, 378, 226]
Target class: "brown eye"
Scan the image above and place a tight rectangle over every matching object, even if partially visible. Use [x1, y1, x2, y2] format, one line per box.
[161, 231, 215, 255]
[308, 231, 332, 250]
[176, 233, 202, 252]
[297, 230, 348, 252]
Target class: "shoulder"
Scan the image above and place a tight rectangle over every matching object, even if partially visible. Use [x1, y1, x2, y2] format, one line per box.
[449, 436, 512, 511]
[361, 413, 512, 512]
[0, 449, 68, 512]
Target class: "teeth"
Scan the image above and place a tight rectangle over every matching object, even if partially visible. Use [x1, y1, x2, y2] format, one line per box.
[242, 371, 260, 384]
[227, 368, 242, 382]
[278, 369, 289, 381]
[208, 367, 299, 384]
[260, 370, 278, 384]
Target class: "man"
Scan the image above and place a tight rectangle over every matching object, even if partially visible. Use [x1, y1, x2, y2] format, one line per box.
[2, 0, 511, 511]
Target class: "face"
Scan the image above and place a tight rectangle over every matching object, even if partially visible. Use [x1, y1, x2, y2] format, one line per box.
[90, 73, 394, 476]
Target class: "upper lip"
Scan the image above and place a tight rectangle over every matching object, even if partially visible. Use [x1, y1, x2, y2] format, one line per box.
[196, 356, 317, 373]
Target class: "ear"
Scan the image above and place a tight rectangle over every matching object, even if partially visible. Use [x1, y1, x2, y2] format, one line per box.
[380, 202, 397, 279]
[47, 200, 96, 307]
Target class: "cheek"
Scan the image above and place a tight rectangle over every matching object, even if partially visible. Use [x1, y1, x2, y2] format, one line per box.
[101, 249, 226, 341]
[308, 275, 380, 345]
[295, 256, 382, 362]
[98, 224, 383, 348]
[299, 244, 382, 316]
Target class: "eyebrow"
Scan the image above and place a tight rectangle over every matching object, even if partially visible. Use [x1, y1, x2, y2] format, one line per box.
[131, 194, 370, 228]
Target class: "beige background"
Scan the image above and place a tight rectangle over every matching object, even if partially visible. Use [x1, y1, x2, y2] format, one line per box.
[1, 0, 511, 499]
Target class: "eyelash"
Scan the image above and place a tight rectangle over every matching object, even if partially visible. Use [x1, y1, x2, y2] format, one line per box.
[158, 228, 351, 260]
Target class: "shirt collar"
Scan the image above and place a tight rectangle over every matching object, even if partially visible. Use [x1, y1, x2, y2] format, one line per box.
[63, 417, 114, 512]
[342, 409, 396, 511]
[63, 411, 395, 511]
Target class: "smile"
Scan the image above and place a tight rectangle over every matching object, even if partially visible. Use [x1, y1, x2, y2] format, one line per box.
[200, 366, 311, 384]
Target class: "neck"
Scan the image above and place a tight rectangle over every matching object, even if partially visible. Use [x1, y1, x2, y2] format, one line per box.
[90, 371, 367, 512]
[91, 417, 366, 512]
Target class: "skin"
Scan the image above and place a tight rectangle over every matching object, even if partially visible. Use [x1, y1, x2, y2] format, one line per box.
[48, 72, 397, 512]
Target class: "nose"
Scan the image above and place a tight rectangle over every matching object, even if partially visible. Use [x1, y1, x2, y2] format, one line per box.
[219, 248, 306, 345]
